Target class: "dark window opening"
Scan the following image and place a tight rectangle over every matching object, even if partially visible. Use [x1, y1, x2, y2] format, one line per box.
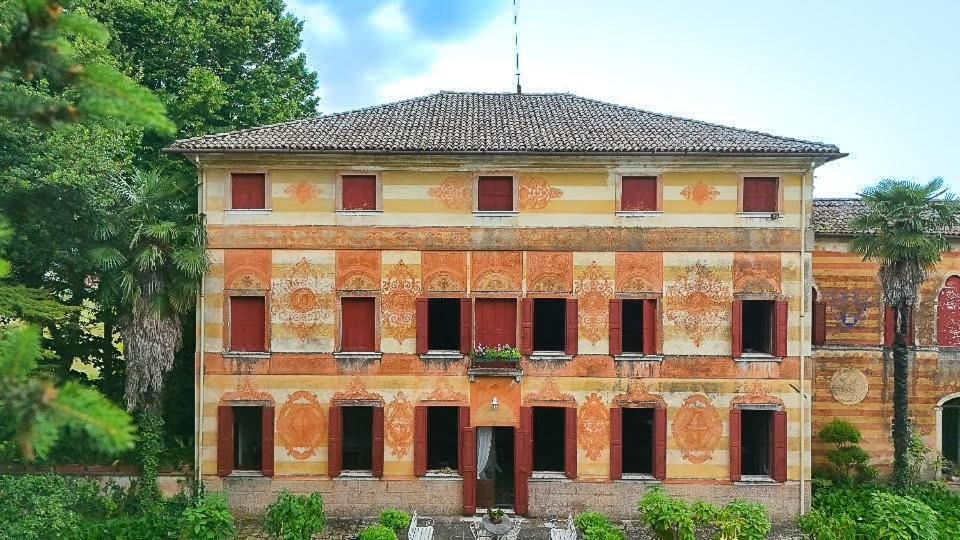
[622, 408, 654, 474]
[742, 300, 774, 354]
[428, 298, 460, 350]
[741, 409, 773, 476]
[233, 406, 263, 470]
[341, 297, 376, 352]
[342, 406, 373, 471]
[477, 176, 514, 212]
[427, 407, 459, 471]
[533, 299, 566, 351]
[943, 398, 960, 471]
[622, 300, 645, 353]
[532, 407, 565, 472]
[742, 177, 778, 213]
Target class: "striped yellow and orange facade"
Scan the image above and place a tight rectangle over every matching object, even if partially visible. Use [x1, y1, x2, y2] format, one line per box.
[196, 154, 818, 519]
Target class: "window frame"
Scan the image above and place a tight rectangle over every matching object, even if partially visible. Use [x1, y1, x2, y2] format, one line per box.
[473, 295, 520, 350]
[473, 173, 519, 214]
[529, 405, 576, 479]
[227, 170, 271, 212]
[337, 294, 380, 354]
[530, 296, 569, 354]
[730, 404, 786, 483]
[732, 295, 787, 360]
[609, 295, 662, 358]
[217, 401, 275, 478]
[336, 171, 383, 213]
[224, 291, 270, 355]
[738, 175, 782, 215]
[616, 173, 662, 215]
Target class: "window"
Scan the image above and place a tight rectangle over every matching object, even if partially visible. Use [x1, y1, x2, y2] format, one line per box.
[230, 296, 266, 352]
[943, 397, 960, 471]
[233, 406, 263, 470]
[427, 407, 460, 471]
[341, 297, 376, 352]
[741, 410, 772, 476]
[620, 176, 658, 211]
[342, 406, 374, 471]
[477, 176, 514, 212]
[609, 299, 658, 356]
[231, 173, 266, 210]
[341, 174, 378, 211]
[622, 408, 654, 474]
[743, 300, 774, 354]
[216, 405, 274, 477]
[475, 298, 517, 348]
[429, 298, 460, 350]
[532, 407, 566, 472]
[533, 299, 566, 351]
[729, 407, 786, 482]
[610, 406, 666, 480]
[741, 177, 779, 213]
[812, 288, 826, 346]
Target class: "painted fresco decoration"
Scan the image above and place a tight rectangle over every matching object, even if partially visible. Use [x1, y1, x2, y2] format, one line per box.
[527, 252, 573, 292]
[336, 251, 381, 291]
[731, 382, 784, 407]
[385, 391, 414, 458]
[613, 381, 666, 408]
[220, 377, 274, 403]
[573, 261, 615, 344]
[616, 253, 663, 293]
[524, 378, 575, 405]
[331, 377, 383, 404]
[733, 253, 781, 294]
[665, 262, 729, 347]
[421, 251, 467, 292]
[578, 393, 609, 461]
[825, 290, 872, 328]
[672, 394, 722, 464]
[937, 276, 960, 346]
[284, 182, 322, 204]
[381, 260, 422, 344]
[519, 176, 563, 210]
[224, 249, 271, 290]
[680, 181, 720, 206]
[272, 257, 334, 342]
[419, 380, 468, 403]
[428, 176, 472, 210]
[829, 368, 869, 405]
[472, 252, 522, 292]
[276, 391, 326, 460]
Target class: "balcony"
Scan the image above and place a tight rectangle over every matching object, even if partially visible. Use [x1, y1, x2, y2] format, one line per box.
[467, 345, 522, 382]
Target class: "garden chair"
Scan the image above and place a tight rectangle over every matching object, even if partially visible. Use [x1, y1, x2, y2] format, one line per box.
[408, 511, 435, 540]
[550, 513, 577, 540]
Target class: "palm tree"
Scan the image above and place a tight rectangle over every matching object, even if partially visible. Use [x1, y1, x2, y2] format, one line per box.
[849, 178, 960, 489]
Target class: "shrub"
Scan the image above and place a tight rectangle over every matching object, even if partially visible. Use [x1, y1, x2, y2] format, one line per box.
[574, 511, 610, 532]
[907, 482, 960, 538]
[378, 508, 411, 533]
[358, 523, 398, 540]
[864, 491, 938, 540]
[264, 490, 326, 540]
[818, 419, 876, 484]
[797, 510, 857, 540]
[583, 523, 625, 540]
[637, 487, 695, 540]
[0, 474, 113, 539]
[713, 500, 770, 540]
[181, 493, 235, 540]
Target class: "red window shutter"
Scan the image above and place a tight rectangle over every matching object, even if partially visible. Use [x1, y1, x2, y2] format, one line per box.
[262, 406, 275, 477]
[460, 298, 472, 355]
[938, 277, 960, 346]
[515, 407, 532, 516]
[416, 298, 429, 354]
[458, 406, 470, 475]
[813, 300, 827, 346]
[609, 406, 622, 480]
[341, 297, 376, 352]
[231, 173, 265, 210]
[341, 175, 377, 210]
[475, 298, 517, 349]
[621, 176, 658, 211]
[884, 305, 895, 346]
[461, 425, 476, 515]
[414, 406, 427, 476]
[773, 410, 788, 482]
[642, 299, 657, 356]
[609, 299, 623, 356]
[565, 299, 579, 355]
[774, 300, 788, 358]
[230, 296, 265, 352]
[729, 408, 742, 482]
[654, 407, 667, 481]
[742, 177, 778, 212]
[477, 176, 514, 211]
[372, 406, 384, 478]
[520, 298, 533, 355]
[216, 405, 234, 477]
[564, 407, 577, 479]
[327, 405, 342, 477]
[731, 300, 743, 358]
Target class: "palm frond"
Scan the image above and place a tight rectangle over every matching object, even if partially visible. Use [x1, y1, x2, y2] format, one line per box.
[88, 245, 127, 270]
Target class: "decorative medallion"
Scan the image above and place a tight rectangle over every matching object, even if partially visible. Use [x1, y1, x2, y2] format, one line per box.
[428, 176, 472, 210]
[573, 262, 616, 344]
[419, 380, 468, 403]
[331, 377, 383, 404]
[825, 290, 872, 328]
[519, 176, 563, 210]
[385, 391, 414, 458]
[524, 378, 575, 405]
[613, 381, 667, 408]
[527, 252, 573, 292]
[224, 250, 271, 290]
[283, 182, 322, 204]
[422, 251, 467, 292]
[276, 391, 325, 460]
[665, 262, 729, 347]
[272, 257, 334, 342]
[336, 251, 380, 291]
[380, 260, 423, 344]
[680, 182, 719, 206]
[733, 253, 781, 294]
[578, 393, 609, 461]
[830, 368, 869, 405]
[672, 394, 722, 464]
[616, 253, 663, 293]
[472, 252, 523, 292]
[220, 377, 274, 403]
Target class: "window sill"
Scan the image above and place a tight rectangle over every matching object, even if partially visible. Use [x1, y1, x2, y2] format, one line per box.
[420, 351, 465, 362]
[614, 353, 663, 362]
[227, 470, 264, 477]
[225, 209, 271, 214]
[736, 475, 779, 485]
[620, 473, 659, 482]
[473, 211, 518, 217]
[736, 211, 781, 219]
[222, 351, 270, 360]
[467, 366, 523, 382]
[734, 353, 781, 362]
[334, 351, 383, 362]
[530, 471, 569, 481]
[529, 351, 573, 361]
[336, 210, 382, 215]
[424, 471, 462, 479]
[616, 210, 661, 217]
[339, 470, 375, 478]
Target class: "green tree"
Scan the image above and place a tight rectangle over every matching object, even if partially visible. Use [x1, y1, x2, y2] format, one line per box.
[849, 178, 960, 489]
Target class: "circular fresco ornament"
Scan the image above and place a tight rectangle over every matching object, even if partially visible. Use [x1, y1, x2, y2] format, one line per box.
[830, 368, 869, 405]
[276, 391, 326, 460]
[672, 394, 722, 464]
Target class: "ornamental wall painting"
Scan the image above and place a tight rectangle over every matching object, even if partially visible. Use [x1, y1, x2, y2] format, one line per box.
[680, 181, 720, 207]
[418, 380, 468, 404]
[733, 253, 781, 294]
[526, 252, 573, 292]
[380, 259, 422, 345]
[937, 275, 960, 346]
[672, 394, 722, 464]
[220, 377, 274, 403]
[573, 260, 615, 345]
[427, 176, 472, 210]
[224, 249, 271, 290]
[385, 391, 414, 458]
[276, 391, 326, 460]
[336, 250, 381, 291]
[613, 381, 667, 408]
[283, 181, 323, 204]
[523, 378, 575, 406]
[616, 252, 663, 293]
[472, 251, 523, 292]
[421, 251, 467, 292]
[665, 261, 730, 347]
[730, 383, 785, 407]
[823, 289, 874, 330]
[271, 252, 334, 347]
[519, 176, 564, 210]
[578, 393, 609, 461]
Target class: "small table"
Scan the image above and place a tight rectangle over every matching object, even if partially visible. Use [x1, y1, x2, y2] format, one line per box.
[481, 515, 514, 538]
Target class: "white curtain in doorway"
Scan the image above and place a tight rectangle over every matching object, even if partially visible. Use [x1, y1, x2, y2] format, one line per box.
[476, 427, 493, 479]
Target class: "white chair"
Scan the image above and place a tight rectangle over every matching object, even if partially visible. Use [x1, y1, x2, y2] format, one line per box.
[550, 513, 577, 540]
[469, 520, 492, 539]
[408, 511, 435, 540]
[500, 523, 522, 540]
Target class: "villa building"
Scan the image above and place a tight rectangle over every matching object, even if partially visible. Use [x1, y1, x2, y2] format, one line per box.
[169, 91, 855, 520]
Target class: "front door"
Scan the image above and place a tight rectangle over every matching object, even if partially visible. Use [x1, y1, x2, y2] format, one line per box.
[476, 427, 515, 510]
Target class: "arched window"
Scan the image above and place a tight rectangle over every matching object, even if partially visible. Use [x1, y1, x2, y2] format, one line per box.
[943, 396, 960, 471]
[937, 276, 960, 346]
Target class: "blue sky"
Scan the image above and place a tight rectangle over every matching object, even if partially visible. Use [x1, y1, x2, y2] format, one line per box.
[285, 0, 959, 197]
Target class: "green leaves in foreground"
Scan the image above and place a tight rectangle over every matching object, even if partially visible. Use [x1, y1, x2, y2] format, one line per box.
[0, 325, 135, 460]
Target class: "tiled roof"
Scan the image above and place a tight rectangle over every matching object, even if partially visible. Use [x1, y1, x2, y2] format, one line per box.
[168, 91, 843, 156]
[812, 198, 960, 236]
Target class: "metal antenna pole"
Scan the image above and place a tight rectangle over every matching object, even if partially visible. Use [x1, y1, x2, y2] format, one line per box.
[513, 0, 521, 94]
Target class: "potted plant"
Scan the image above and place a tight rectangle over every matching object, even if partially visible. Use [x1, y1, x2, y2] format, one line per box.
[487, 508, 506, 525]
[472, 344, 521, 368]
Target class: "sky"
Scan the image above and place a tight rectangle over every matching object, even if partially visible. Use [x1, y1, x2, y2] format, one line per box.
[285, 0, 959, 197]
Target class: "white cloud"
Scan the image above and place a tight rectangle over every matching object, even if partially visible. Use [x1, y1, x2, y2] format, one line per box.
[286, 0, 344, 41]
[368, 2, 410, 35]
